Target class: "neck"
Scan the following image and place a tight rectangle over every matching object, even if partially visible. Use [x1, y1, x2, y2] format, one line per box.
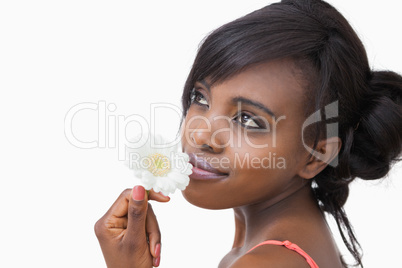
[232, 182, 322, 250]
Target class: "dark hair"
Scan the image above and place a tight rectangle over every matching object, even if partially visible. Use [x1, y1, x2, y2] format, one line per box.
[181, 0, 402, 266]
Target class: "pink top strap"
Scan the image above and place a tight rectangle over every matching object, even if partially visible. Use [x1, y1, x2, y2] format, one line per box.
[246, 240, 319, 268]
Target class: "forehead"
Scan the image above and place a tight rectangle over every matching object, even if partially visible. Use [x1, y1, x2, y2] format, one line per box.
[207, 59, 307, 117]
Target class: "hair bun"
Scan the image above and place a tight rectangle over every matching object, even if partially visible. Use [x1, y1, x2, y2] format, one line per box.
[348, 71, 402, 180]
[370, 71, 402, 103]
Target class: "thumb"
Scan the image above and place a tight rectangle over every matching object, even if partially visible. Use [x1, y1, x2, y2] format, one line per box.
[125, 185, 149, 240]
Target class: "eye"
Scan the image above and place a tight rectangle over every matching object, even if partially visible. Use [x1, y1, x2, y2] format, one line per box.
[190, 89, 209, 106]
[234, 112, 262, 129]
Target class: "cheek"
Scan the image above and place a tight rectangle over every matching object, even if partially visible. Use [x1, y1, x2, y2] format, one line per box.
[229, 146, 289, 189]
[232, 148, 286, 172]
[232, 127, 295, 172]
[272, 120, 308, 170]
[229, 130, 304, 191]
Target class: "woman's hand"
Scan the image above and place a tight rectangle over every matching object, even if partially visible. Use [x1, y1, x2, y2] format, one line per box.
[95, 186, 170, 268]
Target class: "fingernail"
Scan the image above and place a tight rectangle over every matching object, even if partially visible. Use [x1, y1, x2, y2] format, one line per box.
[154, 256, 160, 267]
[155, 243, 161, 257]
[159, 192, 168, 198]
[132, 186, 145, 201]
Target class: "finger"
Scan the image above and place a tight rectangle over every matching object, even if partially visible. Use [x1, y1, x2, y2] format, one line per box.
[105, 188, 168, 219]
[104, 188, 132, 218]
[124, 185, 149, 242]
[148, 189, 170, 203]
[146, 204, 161, 258]
[95, 189, 132, 241]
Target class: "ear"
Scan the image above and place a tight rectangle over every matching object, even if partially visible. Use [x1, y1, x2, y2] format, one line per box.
[298, 137, 342, 179]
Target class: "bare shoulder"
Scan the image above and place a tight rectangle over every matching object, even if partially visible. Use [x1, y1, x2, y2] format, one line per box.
[229, 244, 310, 268]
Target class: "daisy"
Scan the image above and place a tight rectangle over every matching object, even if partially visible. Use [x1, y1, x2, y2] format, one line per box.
[124, 133, 192, 196]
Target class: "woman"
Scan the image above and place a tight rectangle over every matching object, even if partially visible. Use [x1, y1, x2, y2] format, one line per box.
[94, 0, 402, 267]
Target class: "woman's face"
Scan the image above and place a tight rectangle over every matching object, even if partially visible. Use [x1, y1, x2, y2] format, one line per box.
[181, 59, 311, 209]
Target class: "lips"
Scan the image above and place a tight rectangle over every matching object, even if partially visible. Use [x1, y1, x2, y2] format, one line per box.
[187, 153, 229, 180]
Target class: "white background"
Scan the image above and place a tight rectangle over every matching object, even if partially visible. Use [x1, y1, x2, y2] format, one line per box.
[1, 1, 401, 267]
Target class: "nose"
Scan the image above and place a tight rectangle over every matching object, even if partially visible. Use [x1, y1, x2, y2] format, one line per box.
[186, 114, 229, 154]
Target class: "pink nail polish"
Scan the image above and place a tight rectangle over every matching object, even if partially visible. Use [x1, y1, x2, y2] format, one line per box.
[154, 256, 160, 266]
[155, 243, 161, 257]
[132, 186, 145, 201]
[159, 191, 168, 198]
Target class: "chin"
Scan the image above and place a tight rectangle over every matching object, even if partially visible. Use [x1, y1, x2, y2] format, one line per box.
[181, 182, 233, 210]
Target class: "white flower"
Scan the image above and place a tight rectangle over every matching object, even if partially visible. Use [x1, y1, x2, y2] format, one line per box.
[124, 133, 193, 196]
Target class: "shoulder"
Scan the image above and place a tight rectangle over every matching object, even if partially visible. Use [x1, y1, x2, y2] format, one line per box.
[229, 244, 310, 268]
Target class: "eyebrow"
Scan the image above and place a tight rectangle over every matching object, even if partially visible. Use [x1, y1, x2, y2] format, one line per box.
[197, 80, 276, 118]
[231, 96, 276, 118]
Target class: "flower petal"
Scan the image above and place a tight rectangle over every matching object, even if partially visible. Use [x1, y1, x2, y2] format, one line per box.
[124, 133, 192, 195]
